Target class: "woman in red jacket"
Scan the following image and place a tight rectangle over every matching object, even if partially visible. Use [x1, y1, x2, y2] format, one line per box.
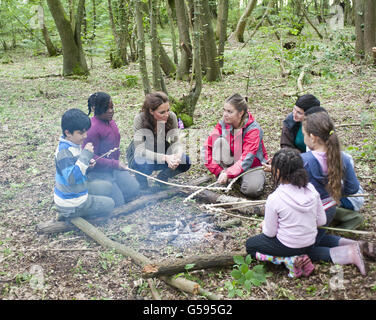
[203, 93, 269, 198]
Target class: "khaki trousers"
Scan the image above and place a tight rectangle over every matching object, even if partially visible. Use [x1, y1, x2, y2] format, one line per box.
[213, 137, 265, 198]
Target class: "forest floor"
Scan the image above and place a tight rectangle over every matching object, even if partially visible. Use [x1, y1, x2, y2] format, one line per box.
[0, 29, 375, 301]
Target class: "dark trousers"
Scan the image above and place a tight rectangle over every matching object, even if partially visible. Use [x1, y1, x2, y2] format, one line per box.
[245, 206, 341, 263]
[245, 233, 314, 258]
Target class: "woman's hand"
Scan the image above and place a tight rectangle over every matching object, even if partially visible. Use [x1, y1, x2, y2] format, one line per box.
[217, 171, 228, 185]
[165, 154, 181, 170]
[263, 158, 272, 172]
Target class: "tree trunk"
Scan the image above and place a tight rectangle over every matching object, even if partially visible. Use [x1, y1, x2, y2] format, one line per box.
[200, 0, 221, 82]
[47, 0, 89, 76]
[364, 0, 376, 61]
[228, 0, 257, 43]
[150, 0, 167, 92]
[302, 6, 323, 39]
[216, 0, 229, 67]
[39, 3, 58, 56]
[166, 0, 178, 65]
[142, 250, 247, 278]
[135, 0, 151, 94]
[176, 0, 203, 122]
[159, 38, 176, 77]
[175, 0, 192, 80]
[354, 0, 365, 59]
[91, 0, 96, 39]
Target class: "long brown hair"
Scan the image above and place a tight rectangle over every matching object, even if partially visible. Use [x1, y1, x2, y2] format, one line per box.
[303, 112, 342, 203]
[141, 91, 173, 133]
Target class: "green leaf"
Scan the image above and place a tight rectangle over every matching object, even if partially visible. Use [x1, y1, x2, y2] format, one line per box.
[253, 264, 265, 274]
[231, 269, 243, 280]
[233, 255, 245, 265]
[245, 270, 254, 280]
[184, 263, 195, 271]
[245, 254, 252, 265]
[244, 279, 252, 291]
[240, 264, 249, 275]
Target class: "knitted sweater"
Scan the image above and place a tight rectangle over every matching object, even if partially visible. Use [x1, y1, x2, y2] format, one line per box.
[132, 111, 183, 163]
[54, 136, 93, 210]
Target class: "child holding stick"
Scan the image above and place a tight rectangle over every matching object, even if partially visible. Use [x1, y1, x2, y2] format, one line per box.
[54, 109, 115, 220]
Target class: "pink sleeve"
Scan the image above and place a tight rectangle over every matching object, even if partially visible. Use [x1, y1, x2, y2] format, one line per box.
[262, 195, 279, 237]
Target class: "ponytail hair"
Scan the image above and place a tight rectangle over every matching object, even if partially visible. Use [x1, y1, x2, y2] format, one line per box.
[225, 93, 249, 123]
[303, 112, 342, 203]
[271, 148, 308, 188]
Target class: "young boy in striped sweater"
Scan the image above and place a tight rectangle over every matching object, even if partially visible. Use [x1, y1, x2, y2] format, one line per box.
[54, 108, 115, 220]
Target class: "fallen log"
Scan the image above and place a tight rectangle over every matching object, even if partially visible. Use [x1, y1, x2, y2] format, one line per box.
[70, 216, 221, 300]
[142, 250, 247, 279]
[37, 176, 212, 235]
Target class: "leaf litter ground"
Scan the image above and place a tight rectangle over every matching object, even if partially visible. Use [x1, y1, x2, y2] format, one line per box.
[0, 35, 375, 300]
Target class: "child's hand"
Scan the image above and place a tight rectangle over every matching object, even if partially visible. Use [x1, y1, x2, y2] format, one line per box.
[89, 159, 96, 168]
[84, 142, 94, 153]
[118, 162, 128, 171]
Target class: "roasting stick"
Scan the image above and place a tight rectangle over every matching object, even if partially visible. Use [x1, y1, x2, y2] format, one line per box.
[93, 147, 225, 191]
[183, 181, 220, 202]
[125, 166, 228, 191]
[224, 166, 264, 193]
[95, 147, 119, 160]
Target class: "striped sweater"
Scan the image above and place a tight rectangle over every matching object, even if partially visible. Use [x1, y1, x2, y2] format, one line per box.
[54, 136, 93, 211]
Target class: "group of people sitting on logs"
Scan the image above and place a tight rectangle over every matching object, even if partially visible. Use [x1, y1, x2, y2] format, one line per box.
[53, 91, 375, 278]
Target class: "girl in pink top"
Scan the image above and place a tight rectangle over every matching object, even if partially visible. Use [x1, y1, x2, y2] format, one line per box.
[246, 148, 326, 278]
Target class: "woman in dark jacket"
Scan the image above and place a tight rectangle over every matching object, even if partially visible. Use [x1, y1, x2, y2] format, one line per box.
[280, 94, 321, 153]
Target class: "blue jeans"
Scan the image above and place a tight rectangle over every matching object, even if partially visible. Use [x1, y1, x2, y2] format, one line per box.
[130, 154, 191, 187]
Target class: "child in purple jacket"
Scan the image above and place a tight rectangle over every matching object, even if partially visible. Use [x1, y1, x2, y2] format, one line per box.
[83, 92, 140, 207]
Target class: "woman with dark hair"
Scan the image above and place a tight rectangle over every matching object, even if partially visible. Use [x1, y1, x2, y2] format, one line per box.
[280, 94, 321, 152]
[83, 92, 140, 207]
[127, 91, 191, 188]
[203, 93, 269, 198]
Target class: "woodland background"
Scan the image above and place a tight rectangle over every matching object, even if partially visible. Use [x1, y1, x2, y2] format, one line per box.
[0, 0, 375, 300]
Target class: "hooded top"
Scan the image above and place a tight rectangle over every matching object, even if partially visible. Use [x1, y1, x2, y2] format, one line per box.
[203, 111, 268, 179]
[301, 151, 360, 208]
[262, 183, 327, 248]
